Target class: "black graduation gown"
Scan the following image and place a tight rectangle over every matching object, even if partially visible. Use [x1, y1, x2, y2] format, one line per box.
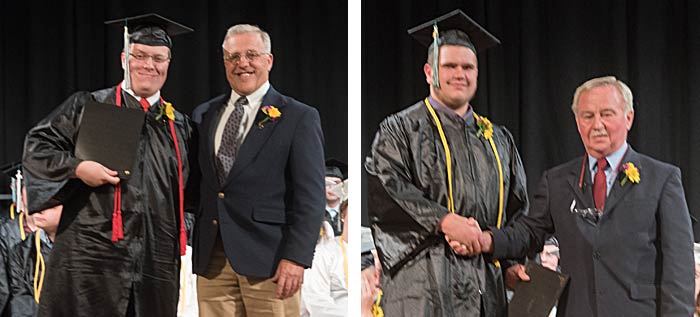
[365, 99, 529, 317]
[0, 218, 23, 317]
[7, 231, 51, 317]
[22, 87, 195, 317]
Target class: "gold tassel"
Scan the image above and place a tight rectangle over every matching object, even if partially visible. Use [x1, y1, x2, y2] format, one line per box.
[9, 203, 14, 220]
[33, 231, 46, 303]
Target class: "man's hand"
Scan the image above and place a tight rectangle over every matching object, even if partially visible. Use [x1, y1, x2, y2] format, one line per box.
[504, 264, 530, 290]
[75, 161, 119, 187]
[441, 214, 482, 256]
[271, 259, 304, 299]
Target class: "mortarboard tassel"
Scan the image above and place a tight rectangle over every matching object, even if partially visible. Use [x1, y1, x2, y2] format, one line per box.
[123, 24, 131, 90]
[112, 183, 124, 242]
[19, 211, 26, 241]
[431, 23, 440, 89]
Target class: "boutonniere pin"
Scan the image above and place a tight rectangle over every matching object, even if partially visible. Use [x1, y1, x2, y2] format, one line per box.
[258, 105, 281, 128]
[620, 162, 640, 186]
[475, 115, 493, 140]
[155, 101, 175, 121]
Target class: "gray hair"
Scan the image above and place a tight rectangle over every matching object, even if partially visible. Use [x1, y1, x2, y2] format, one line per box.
[571, 76, 634, 115]
[222, 24, 272, 53]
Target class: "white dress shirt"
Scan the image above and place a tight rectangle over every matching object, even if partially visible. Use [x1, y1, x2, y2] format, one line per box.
[301, 237, 347, 317]
[214, 81, 270, 154]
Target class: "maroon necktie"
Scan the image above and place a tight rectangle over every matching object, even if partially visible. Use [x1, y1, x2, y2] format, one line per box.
[593, 159, 608, 210]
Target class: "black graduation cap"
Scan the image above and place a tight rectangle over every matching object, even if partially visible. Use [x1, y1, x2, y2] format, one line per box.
[105, 13, 193, 90]
[408, 9, 501, 89]
[325, 158, 347, 180]
[0, 161, 21, 177]
[104, 13, 193, 48]
[407, 9, 500, 53]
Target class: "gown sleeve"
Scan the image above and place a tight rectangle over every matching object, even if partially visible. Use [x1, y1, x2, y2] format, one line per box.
[365, 114, 451, 273]
[22, 92, 92, 213]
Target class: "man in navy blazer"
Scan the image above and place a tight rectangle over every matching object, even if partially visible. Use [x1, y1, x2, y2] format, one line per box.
[458, 76, 695, 316]
[191, 24, 325, 316]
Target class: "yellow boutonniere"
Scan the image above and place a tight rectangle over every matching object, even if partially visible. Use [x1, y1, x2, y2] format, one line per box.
[156, 101, 175, 121]
[257, 105, 281, 128]
[475, 115, 493, 140]
[620, 162, 640, 186]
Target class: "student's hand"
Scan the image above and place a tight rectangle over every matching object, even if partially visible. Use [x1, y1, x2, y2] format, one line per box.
[441, 214, 482, 255]
[75, 161, 119, 187]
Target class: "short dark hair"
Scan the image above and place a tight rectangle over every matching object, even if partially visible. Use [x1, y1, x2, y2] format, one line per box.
[427, 30, 476, 64]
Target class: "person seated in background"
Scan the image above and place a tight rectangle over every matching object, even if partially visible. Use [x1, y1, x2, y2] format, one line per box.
[7, 204, 61, 317]
[0, 183, 35, 316]
[361, 226, 382, 317]
[300, 199, 348, 316]
[323, 159, 347, 237]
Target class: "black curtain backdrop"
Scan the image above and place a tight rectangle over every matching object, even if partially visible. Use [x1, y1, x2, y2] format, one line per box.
[0, 0, 347, 191]
[361, 0, 700, 241]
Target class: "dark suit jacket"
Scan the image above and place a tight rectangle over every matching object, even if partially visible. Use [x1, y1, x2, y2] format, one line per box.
[492, 147, 694, 317]
[191, 86, 325, 278]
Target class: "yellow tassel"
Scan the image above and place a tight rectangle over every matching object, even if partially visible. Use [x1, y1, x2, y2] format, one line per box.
[33, 232, 45, 303]
[19, 211, 26, 241]
[10, 203, 15, 220]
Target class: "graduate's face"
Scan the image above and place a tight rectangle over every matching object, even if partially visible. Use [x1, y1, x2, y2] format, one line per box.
[223, 33, 273, 96]
[33, 204, 62, 234]
[122, 44, 171, 98]
[575, 85, 634, 158]
[425, 45, 479, 110]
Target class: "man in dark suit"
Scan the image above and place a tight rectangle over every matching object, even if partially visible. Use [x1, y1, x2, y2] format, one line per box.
[465, 76, 695, 316]
[191, 24, 325, 316]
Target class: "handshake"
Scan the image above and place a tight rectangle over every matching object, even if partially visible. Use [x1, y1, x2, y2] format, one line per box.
[439, 213, 494, 257]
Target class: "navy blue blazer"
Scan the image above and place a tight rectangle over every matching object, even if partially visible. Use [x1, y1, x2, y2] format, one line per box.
[492, 147, 694, 316]
[191, 86, 325, 278]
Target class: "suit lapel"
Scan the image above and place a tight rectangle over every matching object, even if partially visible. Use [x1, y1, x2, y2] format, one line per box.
[202, 92, 230, 186]
[601, 148, 639, 217]
[224, 87, 286, 184]
[567, 156, 595, 209]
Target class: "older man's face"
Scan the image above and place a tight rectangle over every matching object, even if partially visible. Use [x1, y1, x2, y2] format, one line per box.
[122, 43, 171, 98]
[575, 85, 634, 159]
[222, 33, 273, 96]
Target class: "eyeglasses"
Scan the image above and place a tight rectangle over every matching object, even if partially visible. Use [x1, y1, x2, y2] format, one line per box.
[223, 48, 268, 64]
[129, 52, 170, 64]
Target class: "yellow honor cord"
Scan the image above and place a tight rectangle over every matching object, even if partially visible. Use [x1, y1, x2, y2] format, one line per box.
[10, 203, 15, 220]
[424, 98, 505, 268]
[423, 98, 455, 213]
[33, 232, 45, 303]
[19, 211, 26, 241]
[340, 237, 348, 286]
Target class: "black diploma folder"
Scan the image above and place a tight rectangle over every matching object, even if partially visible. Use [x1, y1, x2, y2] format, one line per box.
[75, 100, 145, 179]
[508, 263, 570, 317]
